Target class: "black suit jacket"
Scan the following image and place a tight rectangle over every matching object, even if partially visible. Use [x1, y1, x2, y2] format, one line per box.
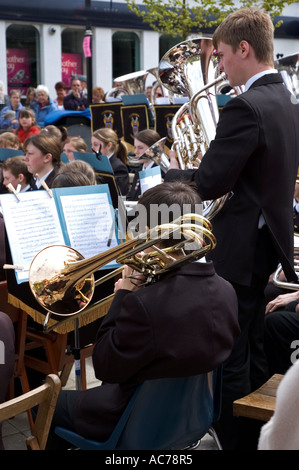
[109, 154, 129, 196]
[71, 261, 239, 441]
[165, 73, 299, 286]
[127, 163, 158, 201]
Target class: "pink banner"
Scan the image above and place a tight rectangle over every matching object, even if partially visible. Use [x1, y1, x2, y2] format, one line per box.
[7, 48, 31, 95]
[61, 53, 82, 88]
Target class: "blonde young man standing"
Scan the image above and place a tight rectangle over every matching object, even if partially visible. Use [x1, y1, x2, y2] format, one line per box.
[165, 7, 299, 449]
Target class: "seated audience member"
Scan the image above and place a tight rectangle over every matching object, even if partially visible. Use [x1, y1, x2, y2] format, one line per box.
[91, 128, 129, 196]
[2, 155, 33, 192]
[63, 136, 88, 161]
[0, 89, 23, 130]
[127, 129, 161, 201]
[25, 87, 37, 108]
[53, 159, 96, 187]
[45, 181, 239, 449]
[14, 108, 40, 144]
[63, 77, 88, 111]
[31, 85, 58, 128]
[23, 134, 62, 189]
[258, 358, 299, 450]
[54, 81, 67, 110]
[0, 312, 15, 450]
[92, 87, 105, 104]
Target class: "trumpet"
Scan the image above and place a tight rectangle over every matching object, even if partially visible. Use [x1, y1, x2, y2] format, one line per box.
[29, 214, 216, 317]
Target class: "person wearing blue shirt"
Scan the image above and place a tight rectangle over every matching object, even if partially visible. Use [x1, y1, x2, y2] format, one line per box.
[0, 89, 23, 130]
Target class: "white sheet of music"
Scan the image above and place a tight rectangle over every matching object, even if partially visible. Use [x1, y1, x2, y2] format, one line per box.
[0, 191, 64, 282]
[59, 192, 118, 263]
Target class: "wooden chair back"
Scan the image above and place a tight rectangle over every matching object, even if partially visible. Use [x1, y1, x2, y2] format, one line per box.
[0, 374, 61, 450]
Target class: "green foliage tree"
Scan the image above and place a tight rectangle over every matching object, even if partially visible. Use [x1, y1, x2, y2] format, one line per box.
[125, 0, 297, 40]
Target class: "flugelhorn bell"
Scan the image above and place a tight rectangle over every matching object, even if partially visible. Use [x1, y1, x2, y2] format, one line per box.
[137, 137, 170, 173]
[29, 214, 216, 316]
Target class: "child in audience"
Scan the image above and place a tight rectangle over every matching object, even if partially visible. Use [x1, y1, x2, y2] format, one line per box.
[14, 108, 40, 144]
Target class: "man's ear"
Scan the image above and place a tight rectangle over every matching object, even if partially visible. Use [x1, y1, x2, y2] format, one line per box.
[239, 40, 250, 58]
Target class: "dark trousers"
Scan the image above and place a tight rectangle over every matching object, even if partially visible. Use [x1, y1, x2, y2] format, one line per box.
[264, 306, 299, 376]
[214, 226, 278, 450]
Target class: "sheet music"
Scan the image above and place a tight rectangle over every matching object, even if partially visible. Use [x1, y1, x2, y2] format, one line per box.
[139, 166, 162, 195]
[59, 192, 118, 267]
[0, 191, 64, 282]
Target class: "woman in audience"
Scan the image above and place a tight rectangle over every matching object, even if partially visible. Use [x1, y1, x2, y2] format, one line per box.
[91, 128, 129, 196]
[30, 85, 58, 128]
[23, 133, 62, 189]
[0, 89, 23, 130]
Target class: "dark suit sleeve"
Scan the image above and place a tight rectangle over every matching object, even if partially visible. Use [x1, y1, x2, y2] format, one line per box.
[92, 290, 154, 383]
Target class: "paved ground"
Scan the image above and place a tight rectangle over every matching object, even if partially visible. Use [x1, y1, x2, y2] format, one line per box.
[2, 357, 219, 451]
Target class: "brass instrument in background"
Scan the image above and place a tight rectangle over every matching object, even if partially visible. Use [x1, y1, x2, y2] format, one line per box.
[158, 37, 237, 219]
[158, 37, 223, 169]
[137, 137, 170, 173]
[105, 70, 149, 101]
[29, 214, 216, 317]
[275, 52, 299, 98]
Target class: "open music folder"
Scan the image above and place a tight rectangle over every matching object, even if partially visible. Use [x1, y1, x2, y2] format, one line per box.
[0, 183, 124, 284]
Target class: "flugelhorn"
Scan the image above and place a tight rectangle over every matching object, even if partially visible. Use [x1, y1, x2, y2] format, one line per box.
[137, 137, 170, 173]
[29, 214, 216, 316]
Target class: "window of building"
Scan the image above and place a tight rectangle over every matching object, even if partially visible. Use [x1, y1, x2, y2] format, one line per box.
[159, 34, 182, 59]
[6, 24, 40, 96]
[61, 28, 85, 89]
[112, 32, 140, 80]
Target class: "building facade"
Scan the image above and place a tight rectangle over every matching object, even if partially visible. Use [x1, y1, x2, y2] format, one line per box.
[0, 0, 298, 100]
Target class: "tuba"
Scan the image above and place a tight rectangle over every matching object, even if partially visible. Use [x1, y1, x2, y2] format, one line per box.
[158, 37, 235, 219]
[28, 214, 216, 318]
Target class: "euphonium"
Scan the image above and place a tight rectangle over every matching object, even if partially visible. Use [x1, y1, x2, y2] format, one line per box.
[29, 214, 216, 317]
[158, 37, 223, 170]
[158, 37, 236, 219]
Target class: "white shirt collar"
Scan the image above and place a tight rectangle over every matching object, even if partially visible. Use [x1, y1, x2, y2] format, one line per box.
[142, 161, 154, 171]
[35, 169, 53, 188]
[245, 69, 277, 91]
